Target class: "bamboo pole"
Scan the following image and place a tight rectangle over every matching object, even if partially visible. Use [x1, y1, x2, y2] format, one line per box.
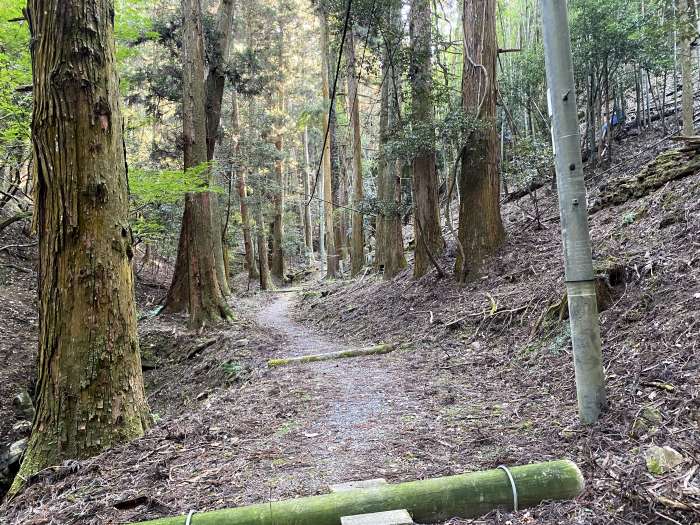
[268, 344, 395, 367]
[541, 0, 606, 424]
[134, 460, 584, 525]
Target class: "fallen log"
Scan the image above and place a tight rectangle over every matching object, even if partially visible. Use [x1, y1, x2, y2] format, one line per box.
[268, 344, 395, 367]
[134, 460, 584, 525]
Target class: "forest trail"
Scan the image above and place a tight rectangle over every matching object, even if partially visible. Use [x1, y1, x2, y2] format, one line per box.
[255, 292, 401, 483]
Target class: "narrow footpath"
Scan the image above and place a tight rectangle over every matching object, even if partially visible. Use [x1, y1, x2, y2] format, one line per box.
[256, 293, 409, 485]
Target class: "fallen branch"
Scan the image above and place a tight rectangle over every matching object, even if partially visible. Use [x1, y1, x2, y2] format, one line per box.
[0, 211, 31, 235]
[0, 241, 36, 253]
[186, 338, 218, 359]
[268, 344, 395, 368]
[134, 460, 584, 525]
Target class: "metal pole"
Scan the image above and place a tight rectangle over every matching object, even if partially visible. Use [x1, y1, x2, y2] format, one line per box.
[541, 0, 606, 424]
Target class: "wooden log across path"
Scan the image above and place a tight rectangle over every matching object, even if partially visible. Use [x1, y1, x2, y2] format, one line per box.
[267, 344, 395, 368]
[134, 460, 584, 525]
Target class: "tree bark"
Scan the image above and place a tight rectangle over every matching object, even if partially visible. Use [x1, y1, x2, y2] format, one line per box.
[256, 202, 274, 291]
[164, 0, 232, 328]
[410, 0, 444, 278]
[376, 0, 407, 280]
[345, 28, 365, 277]
[319, 8, 338, 278]
[232, 91, 258, 280]
[456, 0, 505, 282]
[12, 0, 151, 495]
[302, 127, 315, 262]
[205, 0, 235, 162]
[203, 0, 235, 297]
[271, 26, 286, 279]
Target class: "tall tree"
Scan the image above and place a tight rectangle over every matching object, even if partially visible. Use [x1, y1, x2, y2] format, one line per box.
[376, 0, 407, 280]
[233, 90, 259, 280]
[302, 126, 315, 262]
[456, 0, 505, 281]
[409, 0, 445, 278]
[346, 26, 365, 276]
[204, 0, 236, 293]
[319, 7, 339, 278]
[11, 0, 150, 495]
[164, 0, 233, 328]
[205, 0, 236, 162]
[271, 20, 287, 279]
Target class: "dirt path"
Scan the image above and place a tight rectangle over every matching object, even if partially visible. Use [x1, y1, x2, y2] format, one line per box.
[256, 293, 401, 482]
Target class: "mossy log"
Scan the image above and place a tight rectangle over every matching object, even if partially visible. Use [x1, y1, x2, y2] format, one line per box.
[590, 146, 700, 213]
[268, 344, 395, 367]
[134, 460, 584, 525]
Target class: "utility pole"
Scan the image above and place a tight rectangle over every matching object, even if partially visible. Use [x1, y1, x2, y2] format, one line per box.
[541, 0, 606, 424]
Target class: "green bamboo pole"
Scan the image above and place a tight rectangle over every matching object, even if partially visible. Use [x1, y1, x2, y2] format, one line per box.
[541, 0, 606, 424]
[134, 460, 584, 525]
[267, 344, 395, 367]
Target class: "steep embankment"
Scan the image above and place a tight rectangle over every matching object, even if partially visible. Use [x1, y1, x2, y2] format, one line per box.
[0, 131, 697, 525]
[296, 138, 700, 523]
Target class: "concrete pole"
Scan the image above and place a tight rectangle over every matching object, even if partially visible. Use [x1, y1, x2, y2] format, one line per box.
[541, 0, 606, 424]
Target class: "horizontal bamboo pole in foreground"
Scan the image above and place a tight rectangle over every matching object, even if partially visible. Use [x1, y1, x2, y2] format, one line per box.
[135, 460, 584, 525]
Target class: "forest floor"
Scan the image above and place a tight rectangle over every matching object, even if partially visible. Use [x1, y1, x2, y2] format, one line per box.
[0, 126, 699, 524]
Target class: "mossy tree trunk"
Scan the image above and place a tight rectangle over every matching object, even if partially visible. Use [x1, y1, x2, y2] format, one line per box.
[345, 28, 365, 277]
[409, 0, 444, 278]
[164, 0, 232, 329]
[11, 0, 151, 496]
[456, 0, 505, 282]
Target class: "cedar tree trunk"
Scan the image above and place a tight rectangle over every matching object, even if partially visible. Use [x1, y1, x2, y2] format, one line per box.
[456, 0, 505, 282]
[12, 0, 150, 495]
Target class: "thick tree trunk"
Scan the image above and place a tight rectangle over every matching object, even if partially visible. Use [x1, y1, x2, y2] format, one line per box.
[374, 79, 388, 274]
[346, 28, 364, 276]
[410, 0, 444, 278]
[205, 0, 235, 162]
[12, 0, 151, 495]
[165, 0, 232, 328]
[375, 0, 406, 280]
[271, 28, 286, 279]
[271, 125, 285, 279]
[456, 0, 505, 282]
[319, 9, 338, 278]
[203, 0, 235, 297]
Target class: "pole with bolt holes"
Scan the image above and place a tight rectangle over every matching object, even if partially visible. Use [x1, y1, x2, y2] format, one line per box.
[541, 0, 607, 424]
